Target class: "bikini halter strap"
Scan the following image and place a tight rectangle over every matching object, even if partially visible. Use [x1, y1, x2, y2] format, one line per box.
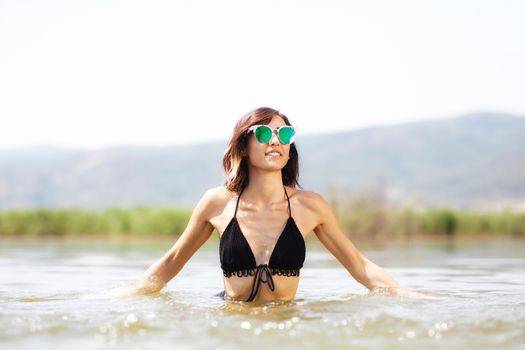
[284, 186, 292, 217]
[234, 186, 291, 218]
[233, 187, 244, 218]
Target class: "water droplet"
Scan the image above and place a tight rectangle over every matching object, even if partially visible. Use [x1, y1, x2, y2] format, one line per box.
[127, 314, 138, 323]
[354, 319, 364, 330]
[240, 321, 251, 330]
[406, 331, 416, 339]
[263, 322, 275, 330]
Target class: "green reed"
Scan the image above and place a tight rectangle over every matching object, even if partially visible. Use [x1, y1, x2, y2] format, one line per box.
[332, 194, 525, 240]
[0, 207, 192, 238]
[0, 201, 523, 239]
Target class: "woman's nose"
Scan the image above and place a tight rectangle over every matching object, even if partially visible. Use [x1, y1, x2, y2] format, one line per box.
[269, 131, 280, 145]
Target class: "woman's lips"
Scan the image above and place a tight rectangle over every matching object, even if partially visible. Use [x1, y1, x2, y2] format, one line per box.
[265, 152, 281, 157]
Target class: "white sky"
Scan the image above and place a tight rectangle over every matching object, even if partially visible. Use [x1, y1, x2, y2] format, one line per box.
[1, 0, 524, 149]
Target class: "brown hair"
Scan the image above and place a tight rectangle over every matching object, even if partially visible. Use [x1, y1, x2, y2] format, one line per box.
[222, 107, 301, 194]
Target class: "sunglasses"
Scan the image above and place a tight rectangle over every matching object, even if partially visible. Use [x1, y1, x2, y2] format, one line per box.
[247, 124, 297, 145]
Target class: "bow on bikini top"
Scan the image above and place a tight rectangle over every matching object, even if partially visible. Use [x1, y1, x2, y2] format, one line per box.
[219, 186, 306, 302]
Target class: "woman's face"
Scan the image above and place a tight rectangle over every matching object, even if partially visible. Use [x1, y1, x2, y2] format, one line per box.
[246, 115, 291, 172]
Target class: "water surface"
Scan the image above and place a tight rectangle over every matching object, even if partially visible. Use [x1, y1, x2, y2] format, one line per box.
[1, 239, 524, 349]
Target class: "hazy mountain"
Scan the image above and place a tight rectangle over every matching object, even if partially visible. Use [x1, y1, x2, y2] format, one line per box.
[1, 112, 524, 210]
[299, 112, 525, 210]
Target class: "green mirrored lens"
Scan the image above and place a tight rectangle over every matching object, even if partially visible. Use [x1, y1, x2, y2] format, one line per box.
[278, 126, 295, 144]
[255, 125, 272, 143]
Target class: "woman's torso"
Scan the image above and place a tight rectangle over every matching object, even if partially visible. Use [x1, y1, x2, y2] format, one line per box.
[209, 186, 319, 302]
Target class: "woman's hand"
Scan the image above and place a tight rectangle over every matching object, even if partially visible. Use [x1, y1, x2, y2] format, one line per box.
[369, 286, 436, 298]
[131, 275, 166, 295]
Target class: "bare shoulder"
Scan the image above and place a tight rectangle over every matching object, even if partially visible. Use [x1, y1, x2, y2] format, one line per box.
[196, 186, 236, 219]
[286, 187, 334, 232]
[199, 186, 236, 206]
[287, 187, 331, 215]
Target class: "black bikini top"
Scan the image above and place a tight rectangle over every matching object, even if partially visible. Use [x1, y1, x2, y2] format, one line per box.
[219, 186, 306, 302]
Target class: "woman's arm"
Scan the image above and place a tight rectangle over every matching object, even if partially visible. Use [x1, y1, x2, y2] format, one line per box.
[132, 188, 219, 295]
[311, 193, 399, 290]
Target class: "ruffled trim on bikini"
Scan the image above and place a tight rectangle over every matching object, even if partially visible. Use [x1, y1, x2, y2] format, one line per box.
[223, 267, 301, 278]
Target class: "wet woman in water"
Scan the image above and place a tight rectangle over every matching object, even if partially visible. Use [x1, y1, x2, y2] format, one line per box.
[133, 107, 402, 302]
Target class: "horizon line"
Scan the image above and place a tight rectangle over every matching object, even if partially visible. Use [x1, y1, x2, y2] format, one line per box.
[1, 109, 522, 151]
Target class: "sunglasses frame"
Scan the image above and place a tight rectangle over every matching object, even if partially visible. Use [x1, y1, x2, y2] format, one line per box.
[247, 124, 297, 145]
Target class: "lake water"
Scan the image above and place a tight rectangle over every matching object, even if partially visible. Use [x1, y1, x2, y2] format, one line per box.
[0, 238, 524, 350]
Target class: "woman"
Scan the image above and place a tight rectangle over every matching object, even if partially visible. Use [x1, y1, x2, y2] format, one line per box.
[133, 107, 402, 302]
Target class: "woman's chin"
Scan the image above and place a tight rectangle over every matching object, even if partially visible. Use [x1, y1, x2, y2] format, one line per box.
[255, 164, 286, 172]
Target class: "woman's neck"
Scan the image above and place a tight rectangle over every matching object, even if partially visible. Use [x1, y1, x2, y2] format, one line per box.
[242, 169, 286, 206]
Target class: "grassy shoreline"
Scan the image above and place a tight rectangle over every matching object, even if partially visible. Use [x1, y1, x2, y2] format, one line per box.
[0, 204, 524, 241]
